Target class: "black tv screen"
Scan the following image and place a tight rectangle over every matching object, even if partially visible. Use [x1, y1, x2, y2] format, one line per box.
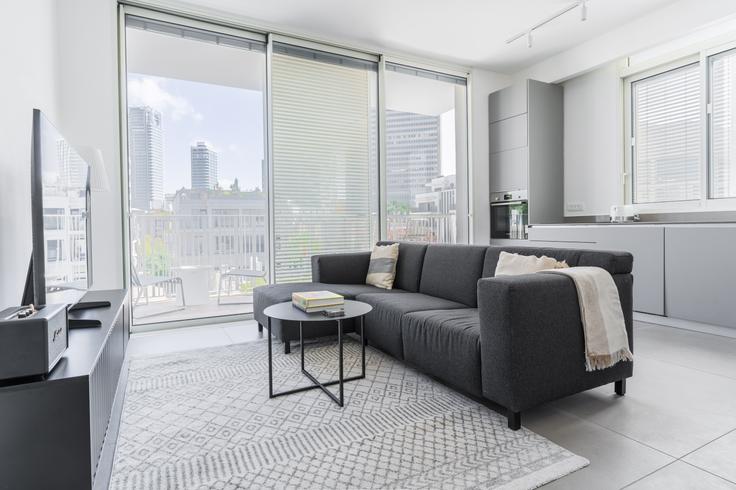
[30, 109, 91, 306]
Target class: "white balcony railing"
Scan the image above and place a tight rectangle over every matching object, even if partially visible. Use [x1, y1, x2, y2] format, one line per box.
[386, 213, 456, 244]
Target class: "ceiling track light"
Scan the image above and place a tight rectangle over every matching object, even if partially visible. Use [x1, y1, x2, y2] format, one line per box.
[506, 0, 590, 47]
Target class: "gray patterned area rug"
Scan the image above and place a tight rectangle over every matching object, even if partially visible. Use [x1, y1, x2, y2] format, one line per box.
[110, 338, 587, 489]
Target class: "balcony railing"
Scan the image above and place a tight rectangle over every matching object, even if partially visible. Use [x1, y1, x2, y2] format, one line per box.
[129, 213, 268, 325]
[386, 212, 456, 243]
[128, 211, 456, 326]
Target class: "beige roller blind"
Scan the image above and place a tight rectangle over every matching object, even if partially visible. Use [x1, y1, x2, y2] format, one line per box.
[271, 43, 378, 283]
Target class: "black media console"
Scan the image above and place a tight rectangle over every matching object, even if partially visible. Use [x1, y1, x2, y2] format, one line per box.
[0, 289, 128, 490]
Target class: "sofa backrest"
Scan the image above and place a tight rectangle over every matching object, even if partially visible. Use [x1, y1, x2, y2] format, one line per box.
[419, 244, 487, 307]
[482, 246, 633, 277]
[377, 241, 428, 292]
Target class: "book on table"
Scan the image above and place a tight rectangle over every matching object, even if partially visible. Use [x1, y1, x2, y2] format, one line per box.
[292, 291, 344, 313]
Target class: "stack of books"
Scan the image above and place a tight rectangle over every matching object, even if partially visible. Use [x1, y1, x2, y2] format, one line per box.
[292, 291, 344, 314]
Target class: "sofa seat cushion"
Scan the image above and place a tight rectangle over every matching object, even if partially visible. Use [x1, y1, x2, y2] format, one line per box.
[401, 309, 482, 397]
[355, 292, 467, 360]
[253, 282, 405, 326]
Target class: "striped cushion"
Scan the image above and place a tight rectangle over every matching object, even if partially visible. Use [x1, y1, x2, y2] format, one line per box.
[366, 243, 399, 289]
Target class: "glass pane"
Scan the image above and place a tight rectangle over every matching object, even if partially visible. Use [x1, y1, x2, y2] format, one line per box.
[125, 17, 267, 327]
[710, 48, 736, 199]
[632, 63, 701, 204]
[384, 64, 468, 243]
[271, 44, 378, 283]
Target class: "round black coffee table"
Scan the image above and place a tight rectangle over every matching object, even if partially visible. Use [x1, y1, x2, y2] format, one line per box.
[263, 300, 372, 407]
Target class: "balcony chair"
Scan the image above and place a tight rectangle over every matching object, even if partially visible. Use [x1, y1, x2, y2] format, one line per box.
[131, 267, 186, 318]
[217, 267, 266, 305]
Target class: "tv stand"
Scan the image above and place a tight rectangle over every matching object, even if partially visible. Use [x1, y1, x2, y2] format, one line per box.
[0, 289, 129, 489]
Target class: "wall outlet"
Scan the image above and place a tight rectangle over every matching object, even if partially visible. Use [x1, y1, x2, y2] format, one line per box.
[566, 202, 585, 213]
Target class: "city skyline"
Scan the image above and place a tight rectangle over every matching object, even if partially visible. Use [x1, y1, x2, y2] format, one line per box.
[127, 74, 265, 195]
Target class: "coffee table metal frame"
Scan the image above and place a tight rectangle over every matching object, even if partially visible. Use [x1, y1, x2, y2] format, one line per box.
[265, 300, 371, 407]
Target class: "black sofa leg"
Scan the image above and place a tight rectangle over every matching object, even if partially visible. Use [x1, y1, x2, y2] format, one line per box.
[284, 340, 291, 355]
[507, 410, 521, 430]
[615, 379, 626, 396]
[257, 323, 263, 333]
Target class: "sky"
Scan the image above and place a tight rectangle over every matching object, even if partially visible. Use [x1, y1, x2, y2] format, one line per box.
[127, 74, 265, 194]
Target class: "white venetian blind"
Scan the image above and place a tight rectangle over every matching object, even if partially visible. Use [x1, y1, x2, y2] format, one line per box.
[632, 63, 701, 203]
[271, 43, 378, 283]
[710, 48, 736, 199]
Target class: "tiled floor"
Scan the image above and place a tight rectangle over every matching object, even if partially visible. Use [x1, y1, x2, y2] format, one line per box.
[127, 320, 736, 489]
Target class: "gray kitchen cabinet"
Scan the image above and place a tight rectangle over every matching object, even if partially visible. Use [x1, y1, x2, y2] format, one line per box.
[488, 79, 563, 240]
[665, 226, 736, 328]
[528, 225, 665, 315]
[488, 82, 527, 123]
[490, 147, 528, 192]
[489, 114, 528, 153]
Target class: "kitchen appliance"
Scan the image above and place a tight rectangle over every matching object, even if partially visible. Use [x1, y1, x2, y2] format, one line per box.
[610, 204, 639, 223]
[491, 190, 529, 240]
[0, 303, 68, 381]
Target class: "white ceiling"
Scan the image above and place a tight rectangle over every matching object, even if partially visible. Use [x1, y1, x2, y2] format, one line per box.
[181, 0, 678, 73]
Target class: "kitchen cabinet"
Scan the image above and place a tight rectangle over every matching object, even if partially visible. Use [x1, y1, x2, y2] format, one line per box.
[665, 226, 736, 328]
[528, 225, 665, 315]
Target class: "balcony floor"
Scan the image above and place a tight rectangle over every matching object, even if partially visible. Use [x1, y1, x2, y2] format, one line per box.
[132, 292, 254, 327]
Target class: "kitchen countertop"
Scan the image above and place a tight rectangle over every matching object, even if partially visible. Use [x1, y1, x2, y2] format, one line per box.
[531, 221, 736, 226]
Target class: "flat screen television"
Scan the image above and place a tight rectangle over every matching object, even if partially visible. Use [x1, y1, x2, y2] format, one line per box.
[26, 109, 92, 308]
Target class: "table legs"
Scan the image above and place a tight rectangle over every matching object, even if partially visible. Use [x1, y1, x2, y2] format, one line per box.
[268, 316, 365, 407]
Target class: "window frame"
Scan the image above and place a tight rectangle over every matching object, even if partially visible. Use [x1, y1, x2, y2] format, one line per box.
[118, 4, 472, 330]
[623, 40, 736, 212]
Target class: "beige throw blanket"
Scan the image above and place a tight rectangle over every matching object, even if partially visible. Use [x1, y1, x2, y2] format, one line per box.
[540, 267, 633, 371]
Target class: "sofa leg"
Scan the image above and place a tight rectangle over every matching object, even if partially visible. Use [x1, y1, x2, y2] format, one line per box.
[257, 323, 263, 333]
[507, 410, 521, 430]
[284, 340, 291, 355]
[615, 379, 626, 396]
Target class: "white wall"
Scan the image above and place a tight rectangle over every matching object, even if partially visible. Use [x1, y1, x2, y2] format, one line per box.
[56, 0, 124, 290]
[562, 62, 623, 217]
[0, 2, 60, 308]
[470, 68, 511, 244]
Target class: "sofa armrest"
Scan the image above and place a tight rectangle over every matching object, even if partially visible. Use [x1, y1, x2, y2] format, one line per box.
[477, 272, 633, 413]
[311, 252, 372, 284]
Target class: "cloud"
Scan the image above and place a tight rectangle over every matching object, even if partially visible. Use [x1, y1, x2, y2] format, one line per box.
[127, 77, 203, 122]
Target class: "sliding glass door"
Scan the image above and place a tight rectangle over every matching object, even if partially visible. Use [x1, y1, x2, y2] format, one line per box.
[384, 64, 468, 243]
[270, 43, 378, 283]
[124, 15, 267, 326]
[121, 7, 470, 329]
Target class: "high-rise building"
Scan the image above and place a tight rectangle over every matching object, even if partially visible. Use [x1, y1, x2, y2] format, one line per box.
[128, 106, 164, 210]
[190, 141, 219, 190]
[385, 110, 441, 209]
[56, 140, 88, 189]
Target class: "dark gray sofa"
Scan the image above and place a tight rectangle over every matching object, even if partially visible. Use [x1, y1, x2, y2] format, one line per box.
[253, 242, 634, 429]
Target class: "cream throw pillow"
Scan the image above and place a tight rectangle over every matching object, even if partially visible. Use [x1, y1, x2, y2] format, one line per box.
[494, 251, 569, 276]
[366, 243, 399, 289]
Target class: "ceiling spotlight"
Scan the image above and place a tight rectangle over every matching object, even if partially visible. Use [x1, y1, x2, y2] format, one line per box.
[506, 0, 591, 47]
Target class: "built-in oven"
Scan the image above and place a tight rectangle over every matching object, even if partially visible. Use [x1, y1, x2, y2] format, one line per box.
[490, 190, 528, 240]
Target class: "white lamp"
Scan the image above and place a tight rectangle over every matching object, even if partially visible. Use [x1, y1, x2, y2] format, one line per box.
[77, 146, 110, 192]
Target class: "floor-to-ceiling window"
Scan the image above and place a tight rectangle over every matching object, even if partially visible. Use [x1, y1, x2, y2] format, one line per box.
[270, 43, 378, 283]
[383, 63, 469, 244]
[121, 8, 471, 329]
[124, 14, 267, 327]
